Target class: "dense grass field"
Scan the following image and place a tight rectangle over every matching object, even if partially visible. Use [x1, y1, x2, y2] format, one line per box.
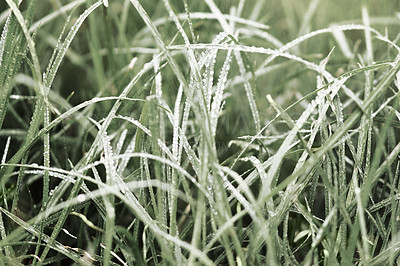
[1, 0, 400, 265]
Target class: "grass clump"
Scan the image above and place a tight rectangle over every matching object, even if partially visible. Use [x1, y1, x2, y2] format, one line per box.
[0, 0, 400, 265]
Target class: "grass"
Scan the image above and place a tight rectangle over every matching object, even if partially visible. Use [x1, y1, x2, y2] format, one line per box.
[0, 0, 400, 265]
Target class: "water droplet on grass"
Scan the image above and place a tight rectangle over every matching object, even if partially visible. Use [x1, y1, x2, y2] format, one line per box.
[77, 194, 86, 202]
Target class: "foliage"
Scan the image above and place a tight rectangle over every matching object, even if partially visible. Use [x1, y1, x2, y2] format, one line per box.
[0, 0, 400, 265]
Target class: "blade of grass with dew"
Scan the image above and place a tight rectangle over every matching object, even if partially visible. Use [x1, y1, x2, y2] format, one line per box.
[100, 131, 117, 266]
[341, 12, 375, 262]
[129, 0, 216, 164]
[0, 154, 15, 259]
[344, 101, 398, 263]
[149, 12, 270, 34]
[1, 3, 104, 225]
[3, 161, 187, 263]
[228, 60, 390, 262]
[266, 91, 340, 221]
[260, 52, 400, 232]
[258, 24, 380, 70]
[228, 62, 389, 172]
[161, 2, 240, 259]
[210, 49, 233, 135]
[158, 1, 239, 262]
[146, 95, 172, 261]
[0, 12, 24, 132]
[170, 83, 184, 249]
[0, 207, 87, 264]
[0, 96, 143, 190]
[229, 34, 261, 133]
[5, 0, 44, 96]
[1, 48, 156, 195]
[1, 0, 40, 259]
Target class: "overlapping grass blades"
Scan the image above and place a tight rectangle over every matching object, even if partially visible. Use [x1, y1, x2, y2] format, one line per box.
[0, 0, 400, 265]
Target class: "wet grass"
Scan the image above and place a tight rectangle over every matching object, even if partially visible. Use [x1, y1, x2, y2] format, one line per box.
[0, 0, 400, 265]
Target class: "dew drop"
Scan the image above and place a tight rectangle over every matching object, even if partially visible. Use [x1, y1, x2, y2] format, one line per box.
[77, 194, 86, 203]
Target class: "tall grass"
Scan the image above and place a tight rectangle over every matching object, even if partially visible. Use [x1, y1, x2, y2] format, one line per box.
[0, 0, 400, 265]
